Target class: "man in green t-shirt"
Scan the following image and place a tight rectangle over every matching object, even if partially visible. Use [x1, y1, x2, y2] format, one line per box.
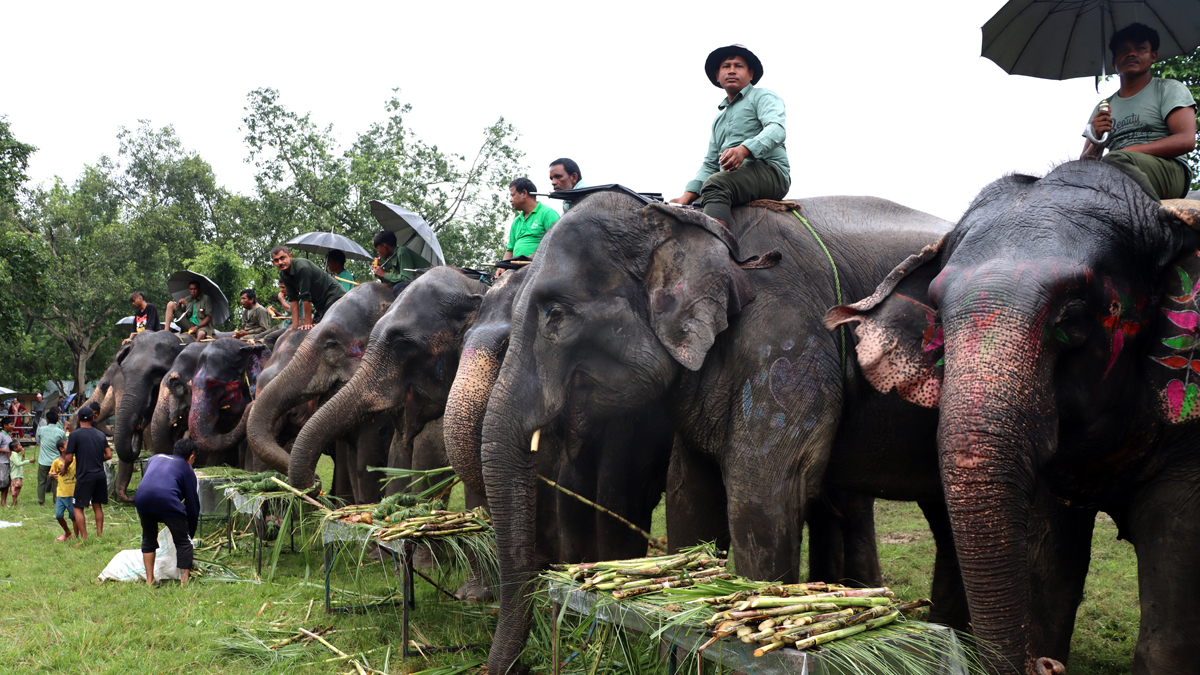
[326, 250, 356, 291]
[270, 245, 346, 329]
[34, 408, 66, 506]
[371, 231, 431, 295]
[498, 177, 559, 277]
[1082, 23, 1198, 199]
[164, 281, 214, 340]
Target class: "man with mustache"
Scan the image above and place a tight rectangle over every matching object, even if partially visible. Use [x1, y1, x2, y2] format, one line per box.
[1082, 23, 1197, 199]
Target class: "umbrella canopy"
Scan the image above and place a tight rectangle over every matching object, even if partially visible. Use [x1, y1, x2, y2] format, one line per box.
[369, 200, 446, 266]
[284, 231, 372, 262]
[167, 270, 231, 326]
[982, 0, 1200, 79]
[0, 386, 17, 396]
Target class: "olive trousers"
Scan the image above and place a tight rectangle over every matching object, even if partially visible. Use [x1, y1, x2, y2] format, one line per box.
[37, 463, 55, 505]
[1102, 150, 1190, 200]
[696, 159, 790, 224]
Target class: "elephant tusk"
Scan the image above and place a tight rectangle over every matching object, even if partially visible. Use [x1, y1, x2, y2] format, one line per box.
[221, 405, 230, 409]
[531, 428, 541, 453]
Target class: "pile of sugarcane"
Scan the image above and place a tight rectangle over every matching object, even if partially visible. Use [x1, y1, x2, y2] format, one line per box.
[221, 470, 290, 494]
[554, 551, 731, 600]
[369, 506, 491, 542]
[694, 583, 931, 656]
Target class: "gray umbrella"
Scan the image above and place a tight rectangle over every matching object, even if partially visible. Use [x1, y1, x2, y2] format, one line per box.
[167, 270, 231, 326]
[369, 200, 446, 266]
[982, 0, 1200, 79]
[285, 231, 372, 262]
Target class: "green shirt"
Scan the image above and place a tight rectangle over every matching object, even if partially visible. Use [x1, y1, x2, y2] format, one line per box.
[507, 202, 560, 258]
[179, 293, 214, 327]
[333, 270, 355, 291]
[685, 84, 790, 194]
[377, 247, 431, 285]
[279, 257, 346, 318]
[9, 452, 31, 480]
[239, 303, 272, 337]
[1089, 77, 1197, 173]
[36, 422, 65, 466]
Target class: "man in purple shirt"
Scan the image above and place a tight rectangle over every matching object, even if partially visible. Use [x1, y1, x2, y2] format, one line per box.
[134, 439, 200, 585]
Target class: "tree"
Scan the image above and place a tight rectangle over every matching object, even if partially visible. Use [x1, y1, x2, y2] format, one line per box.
[1151, 49, 1200, 190]
[0, 116, 36, 208]
[243, 88, 524, 269]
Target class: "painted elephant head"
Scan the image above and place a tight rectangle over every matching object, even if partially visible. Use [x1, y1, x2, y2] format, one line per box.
[150, 341, 209, 454]
[479, 194, 754, 673]
[74, 359, 123, 436]
[190, 338, 266, 466]
[827, 160, 1200, 674]
[288, 268, 485, 491]
[112, 330, 192, 464]
[247, 283, 394, 474]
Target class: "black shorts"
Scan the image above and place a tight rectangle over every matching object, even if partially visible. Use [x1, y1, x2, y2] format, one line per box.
[72, 477, 108, 509]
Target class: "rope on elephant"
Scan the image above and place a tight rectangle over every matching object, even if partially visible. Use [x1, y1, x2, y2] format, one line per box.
[791, 210, 846, 376]
[537, 474, 666, 552]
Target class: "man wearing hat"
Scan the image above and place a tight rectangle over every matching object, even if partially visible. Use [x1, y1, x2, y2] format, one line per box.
[670, 45, 790, 226]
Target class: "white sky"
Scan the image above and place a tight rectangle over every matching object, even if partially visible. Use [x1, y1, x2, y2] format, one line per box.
[7, 0, 1108, 224]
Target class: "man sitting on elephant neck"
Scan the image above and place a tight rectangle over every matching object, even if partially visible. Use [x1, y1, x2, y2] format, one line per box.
[670, 44, 790, 227]
[497, 177, 559, 278]
[371, 230, 427, 296]
[271, 245, 346, 331]
[549, 158, 589, 213]
[1082, 22, 1197, 200]
[233, 288, 271, 341]
[163, 281, 212, 340]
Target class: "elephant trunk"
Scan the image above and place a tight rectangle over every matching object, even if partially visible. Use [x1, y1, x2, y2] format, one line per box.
[247, 340, 318, 473]
[444, 328, 508, 498]
[113, 384, 151, 464]
[95, 381, 120, 437]
[149, 383, 174, 454]
[939, 311, 1056, 675]
[190, 377, 251, 457]
[290, 349, 395, 490]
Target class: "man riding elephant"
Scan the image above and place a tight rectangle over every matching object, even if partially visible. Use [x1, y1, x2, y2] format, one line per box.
[670, 44, 790, 227]
[270, 245, 346, 329]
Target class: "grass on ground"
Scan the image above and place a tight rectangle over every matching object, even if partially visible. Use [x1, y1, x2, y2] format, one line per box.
[0, 460, 1139, 674]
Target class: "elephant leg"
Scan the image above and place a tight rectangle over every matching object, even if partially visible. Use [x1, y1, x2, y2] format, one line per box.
[114, 460, 135, 503]
[665, 439, 729, 554]
[384, 427, 411, 497]
[332, 441, 354, 502]
[825, 491, 881, 587]
[805, 495, 844, 584]
[457, 486, 496, 603]
[1025, 485, 1093, 666]
[554, 459, 595, 563]
[918, 498, 971, 632]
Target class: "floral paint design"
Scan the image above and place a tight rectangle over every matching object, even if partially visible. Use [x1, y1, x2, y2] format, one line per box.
[1154, 252, 1200, 423]
[1099, 278, 1148, 378]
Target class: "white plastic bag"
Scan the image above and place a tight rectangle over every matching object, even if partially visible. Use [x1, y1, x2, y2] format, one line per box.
[98, 528, 182, 582]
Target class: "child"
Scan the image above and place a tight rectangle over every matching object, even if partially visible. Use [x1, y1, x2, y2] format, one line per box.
[8, 441, 31, 507]
[48, 438, 77, 541]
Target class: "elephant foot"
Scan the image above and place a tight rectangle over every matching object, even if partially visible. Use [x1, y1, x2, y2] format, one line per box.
[1036, 658, 1066, 675]
[455, 578, 494, 604]
[115, 460, 135, 503]
[412, 542, 438, 570]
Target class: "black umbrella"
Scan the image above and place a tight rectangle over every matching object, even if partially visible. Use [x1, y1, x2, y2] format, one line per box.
[285, 231, 372, 262]
[368, 200, 446, 266]
[167, 270, 231, 326]
[983, 0, 1200, 80]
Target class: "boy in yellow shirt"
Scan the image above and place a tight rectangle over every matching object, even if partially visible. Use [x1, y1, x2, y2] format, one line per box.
[49, 438, 77, 541]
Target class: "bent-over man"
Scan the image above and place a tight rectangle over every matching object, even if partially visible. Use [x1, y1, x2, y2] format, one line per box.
[670, 44, 790, 227]
[135, 439, 200, 585]
[271, 245, 345, 330]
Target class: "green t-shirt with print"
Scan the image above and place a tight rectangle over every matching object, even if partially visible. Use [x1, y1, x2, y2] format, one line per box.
[507, 202, 560, 258]
[1089, 77, 1197, 174]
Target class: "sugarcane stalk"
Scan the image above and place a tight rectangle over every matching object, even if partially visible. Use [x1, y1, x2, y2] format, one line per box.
[737, 595, 892, 610]
[615, 567, 728, 590]
[789, 610, 899, 651]
[611, 573, 732, 599]
[753, 640, 787, 657]
[778, 604, 895, 642]
[537, 473, 658, 546]
[894, 598, 933, 614]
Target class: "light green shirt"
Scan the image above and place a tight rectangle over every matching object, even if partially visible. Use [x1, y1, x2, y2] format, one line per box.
[1089, 77, 1197, 174]
[36, 422, 66, 466]
[685, 84, 790, 194]
[333, 270, 355, 291]
[507, 202, 560, 258]
[561, 180, 591, 213]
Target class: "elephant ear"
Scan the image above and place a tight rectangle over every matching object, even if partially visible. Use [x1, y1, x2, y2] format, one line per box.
[641, 204, 757, 371]
[824, 235, 947, 408]
[1147, 200, 1200, 424]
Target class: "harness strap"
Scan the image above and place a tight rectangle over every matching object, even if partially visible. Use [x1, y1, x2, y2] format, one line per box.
[791, 210, 846, 375]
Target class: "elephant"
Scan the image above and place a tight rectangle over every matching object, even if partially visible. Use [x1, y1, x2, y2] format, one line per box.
[189, 338, 267, 469]
[247, 283, 394, 499]
[71, 360, 122, 436]
[150, 341, 208, 455]
[288, 267, 485, 503]
[111, 330, 193, 500]
[826, 160, 1200, 675]
[476, 193, 967, 673]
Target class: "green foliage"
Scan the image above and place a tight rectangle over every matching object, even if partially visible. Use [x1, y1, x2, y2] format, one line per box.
[1151, 49, 1200, 189]
[243, 88, 523, 269]
[0, 116, 36, 208]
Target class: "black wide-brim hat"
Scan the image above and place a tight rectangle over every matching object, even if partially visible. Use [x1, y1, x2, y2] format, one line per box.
[705, 44, 763, 88]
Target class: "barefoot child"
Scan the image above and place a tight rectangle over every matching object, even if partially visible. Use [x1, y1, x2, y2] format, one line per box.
[49, 438, 77, 541]
[8, 441, 32, 507]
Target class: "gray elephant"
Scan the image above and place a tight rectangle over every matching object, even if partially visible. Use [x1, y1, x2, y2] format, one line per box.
[71, 360, 122, 436]
[150, 341, 208, 455]
[111, 330, 193, 501]
[247, 283, 394, 502]
[476, 193, 969, 673]
[189, 338, 267, 469]
[827, 160, 1200, 675]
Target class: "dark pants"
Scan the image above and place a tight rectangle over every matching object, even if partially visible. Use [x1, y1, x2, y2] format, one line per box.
[37, 463, 54, 505]
[138, 510, 194, 570]
[1102, 150, 1190, 200]
[696, 159, 790, 224]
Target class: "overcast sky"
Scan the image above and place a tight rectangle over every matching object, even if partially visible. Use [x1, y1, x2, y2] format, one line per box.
[8, 0, 1109, 224]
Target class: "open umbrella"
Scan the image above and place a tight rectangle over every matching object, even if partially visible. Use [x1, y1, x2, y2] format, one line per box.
[285, 231, 372, 262]
[167, 270, 231, 326]
[983, 0, 1200, 80]
[368, 200, 446, 266]
[0, 387, 17, 396]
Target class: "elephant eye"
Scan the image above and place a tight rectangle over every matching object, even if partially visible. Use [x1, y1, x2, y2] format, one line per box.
[545, 304, 566, 322]
[1053, 300, 1093, 347]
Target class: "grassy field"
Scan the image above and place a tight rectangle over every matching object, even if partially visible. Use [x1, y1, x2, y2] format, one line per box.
[0, 458, 1140, 674]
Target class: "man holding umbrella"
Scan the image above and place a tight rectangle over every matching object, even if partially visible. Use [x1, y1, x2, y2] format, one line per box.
[1081, 23, 1197, 200]
[164, 281, 213, 340]
[372, 230, 424, 292]
[270, 245, 345, 330]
